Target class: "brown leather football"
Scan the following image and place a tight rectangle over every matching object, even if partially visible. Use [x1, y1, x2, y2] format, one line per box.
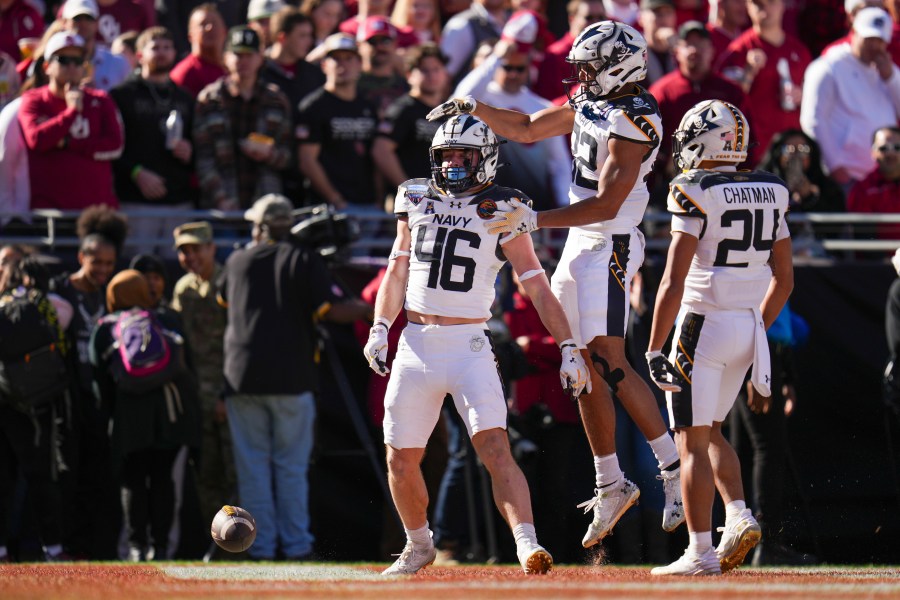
[211, 505, 257, 553]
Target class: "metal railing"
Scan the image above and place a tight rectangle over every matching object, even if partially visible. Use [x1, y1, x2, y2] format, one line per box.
[2, 209, 898, 258]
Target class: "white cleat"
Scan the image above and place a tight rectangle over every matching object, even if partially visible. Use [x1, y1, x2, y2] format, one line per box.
[651, 547, 722, 576]
[658, 467, 685, 532]
[716, 508, 762, 573]
[577, 479, 640, 548]
[517, 543, 553, 575]
[381, 541, 437, 576]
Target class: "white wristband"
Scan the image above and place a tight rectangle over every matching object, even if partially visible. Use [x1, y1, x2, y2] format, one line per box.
[373, 316, 392, 331]
[559, 338, 578, 350]
[517, 268, 544, 282]
[645, 350, 664, 360]
[389, 249, 411, 260]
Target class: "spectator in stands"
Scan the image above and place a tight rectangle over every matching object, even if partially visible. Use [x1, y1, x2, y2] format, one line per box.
[171, 221, 235, 528]
[391, 0, 443, 45]
[301, 0, 345, 50]
[357, 16, 410, 119]
[760, 131, 845, 214]
[89, 0, 152, 48]
[170, 3, 227, 98]
[260, 8, 324, 206]
[441, 0, 507, 85]
[218, 194, 370, 561]
[533, 0, 606, 101]
[847, 126, 900, 239]
[110, 30, 138, 70]
[605, 0, 640, 25]
[717, 0, 811, 166]
[90, 269, 199, 562]
[649, 21, 746, 186]
[0, 256, 69, 563]
[193, 26, 292, 210]
[707, 0, 750, 55]
[373, 43, 447, 189]
[62, 0, 131, 91]
[0, 88, 28, 222]
[111, 27, 196, 258]
[0, 0, 44, 61]
[19, 32, 124, 211]
[638, 0, 677, 87]
[247, 0, 285, 50]
[454, 39, 570, 209]
[297, 34, 378, 209]
[51, 206, 128, 560]
[129, 254, 175, 316]
[339, 0, 393, 38]
[801, 8, 900, 193]
[820, 0, 887, 56]
[157, 0, 242, 57]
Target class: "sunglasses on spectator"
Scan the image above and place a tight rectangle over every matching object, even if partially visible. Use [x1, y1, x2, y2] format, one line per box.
[586, 13, 607, 21]
[52, 55, 85, 66]
[367, 36, 394, 46]
[878, 143, 900, 153]
[500, 64, 528, 73]
[781, 143, 810, 155]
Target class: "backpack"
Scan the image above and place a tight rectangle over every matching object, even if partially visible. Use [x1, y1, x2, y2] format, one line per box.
[102, 308, 186, 394]
[0, 288, 69, 411]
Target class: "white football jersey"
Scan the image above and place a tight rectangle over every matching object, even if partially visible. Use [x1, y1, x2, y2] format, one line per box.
[395, 179, 522, 320]
[569, 87, 662, 233]
[667, 169, 790, 312]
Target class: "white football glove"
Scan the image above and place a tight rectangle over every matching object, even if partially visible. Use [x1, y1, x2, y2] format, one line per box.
[426, 95, 477, 121]
[559, 340, 591, 399]
[485, 198, 539, 237]
[364, 318, 391, 376]
[645, 351, 685, 392]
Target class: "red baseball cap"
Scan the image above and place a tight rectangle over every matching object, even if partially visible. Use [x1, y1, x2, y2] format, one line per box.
[357, 16, 397, 43]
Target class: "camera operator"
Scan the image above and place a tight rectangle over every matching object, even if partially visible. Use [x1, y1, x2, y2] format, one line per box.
[217, 194, 371, 560]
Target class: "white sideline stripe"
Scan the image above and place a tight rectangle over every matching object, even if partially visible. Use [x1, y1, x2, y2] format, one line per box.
[163, 566, 382, 581]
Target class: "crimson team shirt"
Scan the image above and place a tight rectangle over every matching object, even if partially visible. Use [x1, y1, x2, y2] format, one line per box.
[18, 86, 123, 209]
[0, 0, 44, 61]
[533, 30, 574, 101]
[170, 54, 227, 98]
[847, 170, 900, 239]
[716, 30, 811, 165]
[96, 0, 152, 46]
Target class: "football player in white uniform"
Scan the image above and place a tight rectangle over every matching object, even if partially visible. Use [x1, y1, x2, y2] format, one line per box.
[426, 20, 685, 547]
[646, 100, 794, 576]
[363, 115, 591, 577]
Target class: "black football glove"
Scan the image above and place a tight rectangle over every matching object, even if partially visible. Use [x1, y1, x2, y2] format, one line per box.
[645, 351, 686, 393]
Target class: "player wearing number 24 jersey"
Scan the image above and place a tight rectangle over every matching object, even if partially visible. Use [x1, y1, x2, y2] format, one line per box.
[425, 20, 684, 547]
[363, 115, 590, 577]
[647, 100, 793, 577]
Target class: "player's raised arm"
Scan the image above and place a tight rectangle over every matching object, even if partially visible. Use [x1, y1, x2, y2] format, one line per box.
[427, 96, 575, 144]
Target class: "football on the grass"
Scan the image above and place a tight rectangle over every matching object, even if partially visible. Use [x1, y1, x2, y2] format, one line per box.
[211, 505, 257, 552]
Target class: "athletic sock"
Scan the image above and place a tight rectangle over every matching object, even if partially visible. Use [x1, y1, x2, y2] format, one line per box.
[688, 531, 713, 555]
[512, 523, 538, 548]
[405, 523, 433, 548]
[725, 500, 747, 523]
[45, 544, 63, 557]
[0, 546, 7, 559]
[594, 453, 624, 489]
[648, 433, 680, 471]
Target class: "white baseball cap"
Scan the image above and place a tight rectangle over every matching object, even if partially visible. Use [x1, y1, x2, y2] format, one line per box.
[853, 6, 894, 42]
[43, 32, 86, 60]
[62, 0, 99, 20]
[247, 0, 285, 21]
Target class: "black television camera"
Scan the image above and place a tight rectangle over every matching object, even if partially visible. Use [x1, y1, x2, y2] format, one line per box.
[290, 204, 359, 261]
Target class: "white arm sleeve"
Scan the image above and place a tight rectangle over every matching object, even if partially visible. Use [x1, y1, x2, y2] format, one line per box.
[670, 214, 704, 238]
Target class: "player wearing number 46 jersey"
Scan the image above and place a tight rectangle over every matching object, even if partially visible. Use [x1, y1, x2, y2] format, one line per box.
[363, 114, 590, 577]
[647, 100, 793, 576]
[427, 20, 685, 547]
